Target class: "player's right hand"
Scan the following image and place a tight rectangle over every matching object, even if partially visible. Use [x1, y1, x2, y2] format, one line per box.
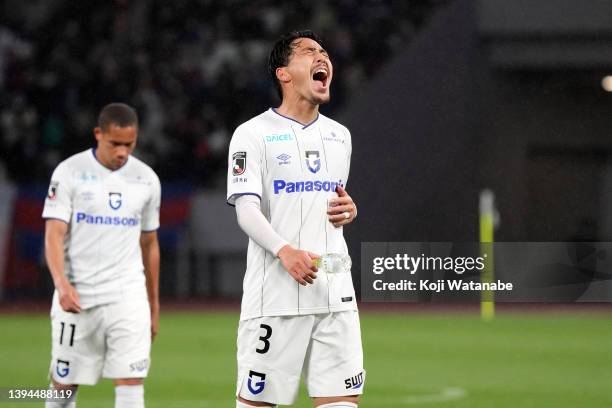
[57, 281, 81, 313]
[277, 245, 320, 286]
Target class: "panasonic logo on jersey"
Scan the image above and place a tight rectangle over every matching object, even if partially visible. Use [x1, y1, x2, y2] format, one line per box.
[273, 179, 343, 194]
[76, 212, 139, 226]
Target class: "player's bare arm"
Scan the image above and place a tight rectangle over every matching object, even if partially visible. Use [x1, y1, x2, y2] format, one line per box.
[328, 185, 358, 228]
[140, 230, 160, 341]
[277, 245, 320, 286]
[45, 219, 81, 313]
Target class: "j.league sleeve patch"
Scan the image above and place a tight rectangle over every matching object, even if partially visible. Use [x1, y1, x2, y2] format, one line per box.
[232, 151, 247, 176]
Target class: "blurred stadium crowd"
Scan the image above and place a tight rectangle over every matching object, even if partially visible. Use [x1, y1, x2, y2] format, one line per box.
[0, 0, 447, 186]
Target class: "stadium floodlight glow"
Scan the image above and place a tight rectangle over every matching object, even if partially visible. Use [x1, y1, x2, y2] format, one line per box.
[602, 75, 612, 92]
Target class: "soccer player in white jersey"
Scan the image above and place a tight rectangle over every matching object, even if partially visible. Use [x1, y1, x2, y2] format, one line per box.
[42, 103, 161, 408]
[227, 30, 364, 408]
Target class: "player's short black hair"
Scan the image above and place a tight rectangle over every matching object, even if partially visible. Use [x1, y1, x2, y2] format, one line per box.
[98, 103, 138, 131]
[268, 30, 325, 100]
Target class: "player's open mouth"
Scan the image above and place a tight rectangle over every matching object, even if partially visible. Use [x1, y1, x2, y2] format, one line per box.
[312, 68, 329, 89]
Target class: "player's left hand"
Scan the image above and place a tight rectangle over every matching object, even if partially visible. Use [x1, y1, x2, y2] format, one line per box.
[328, 186, 357, 228]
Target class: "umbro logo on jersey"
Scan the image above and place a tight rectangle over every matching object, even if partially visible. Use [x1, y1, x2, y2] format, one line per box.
[277, 153, 291, 165]
[109, 192, 122, 210]
[247, 370, 266, 395]
[80, 191, 95, 201]
[305, 150, 321, 173]
[233, 152, 246, 176]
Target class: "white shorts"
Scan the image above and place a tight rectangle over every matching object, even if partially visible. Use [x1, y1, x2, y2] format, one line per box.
[49, 296, 151, 385]
[236, 310, 365, 405]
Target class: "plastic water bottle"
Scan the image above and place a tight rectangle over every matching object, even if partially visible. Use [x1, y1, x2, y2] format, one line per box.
[313, 253, 352, 274]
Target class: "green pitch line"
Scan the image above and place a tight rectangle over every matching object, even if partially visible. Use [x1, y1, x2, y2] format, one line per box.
[0, 312, 611, 407]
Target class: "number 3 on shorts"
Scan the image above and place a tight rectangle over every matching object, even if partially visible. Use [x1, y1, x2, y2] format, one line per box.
[256, 324, 272, 354]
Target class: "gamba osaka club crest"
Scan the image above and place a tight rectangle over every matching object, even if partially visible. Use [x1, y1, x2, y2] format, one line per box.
[108, 192, 122, 210]
[233, 151, 247, 176]
[305, 150, 321, 173]
[56, 359, 70, 378]
[247, 370, 266, 395]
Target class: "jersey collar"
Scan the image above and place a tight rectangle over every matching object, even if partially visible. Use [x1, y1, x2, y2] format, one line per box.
[270, 108, 319, 130]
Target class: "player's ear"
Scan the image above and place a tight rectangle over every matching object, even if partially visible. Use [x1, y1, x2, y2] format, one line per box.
[94, 127, 103, 142]
[276, 66, 291, 84]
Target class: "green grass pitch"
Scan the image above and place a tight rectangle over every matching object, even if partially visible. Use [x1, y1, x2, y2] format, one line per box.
[1, 311, 611, 407]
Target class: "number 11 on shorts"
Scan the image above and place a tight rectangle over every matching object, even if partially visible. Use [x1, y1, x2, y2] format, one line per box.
[59, 322, 76, 347]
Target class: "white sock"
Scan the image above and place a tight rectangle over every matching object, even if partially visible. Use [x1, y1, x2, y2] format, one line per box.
[316, 403, 358, 408]
[236, 400, 276, 407]
[45, 384, 77, 408]
[115, 384, 144, 408]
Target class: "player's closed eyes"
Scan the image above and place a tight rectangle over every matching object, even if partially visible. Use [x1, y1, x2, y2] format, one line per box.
[302, 47, 328, 57]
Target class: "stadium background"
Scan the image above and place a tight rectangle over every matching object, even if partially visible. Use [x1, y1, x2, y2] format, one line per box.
[1, 0, 611, 406]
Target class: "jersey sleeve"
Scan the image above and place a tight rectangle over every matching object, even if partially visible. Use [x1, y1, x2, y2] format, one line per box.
[141, 172, 161, 232]
[226, 124, 263, 206]
[42, 162, 74, 223]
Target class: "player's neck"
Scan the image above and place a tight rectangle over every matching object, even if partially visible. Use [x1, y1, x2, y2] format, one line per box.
[93, 148, 127, 171]
[94, 148, 111, 170]
[276, 99, 319, 126]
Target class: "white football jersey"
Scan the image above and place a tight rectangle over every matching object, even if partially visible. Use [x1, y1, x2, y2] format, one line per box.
[227, 108, 358, 320]
[42, 149, 161, 309]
